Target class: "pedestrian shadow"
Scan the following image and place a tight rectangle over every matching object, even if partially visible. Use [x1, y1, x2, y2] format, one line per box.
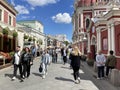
[52, 62, 62, 64]
[55, 77, 74, 82]
[61, 66, 71, 70]
[32, 72, 42, 77]
[4, 73, 13, 78]
[4, 73, 21, 80]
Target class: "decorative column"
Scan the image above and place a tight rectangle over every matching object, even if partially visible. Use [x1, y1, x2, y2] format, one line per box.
[111, 23, 115, 52]
[98, 29, 101, 51]
[82, 41, 84, 54]
[96, 29, 99, 53]
[96, 28, 101, 53]
[81, 13, 83, 28]
[87, 33, 90, 53]
[108, 24, 111, 52]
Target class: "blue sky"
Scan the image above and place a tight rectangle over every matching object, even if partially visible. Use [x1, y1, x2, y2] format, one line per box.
[8, 0, 74, 41]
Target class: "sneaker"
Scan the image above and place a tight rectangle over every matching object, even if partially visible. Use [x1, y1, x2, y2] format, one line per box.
[22, 75, 25, 79]
[78, 77, 80, 83]
[105, 75, 108, 78]
[101, 77, 105, 80]
[45, 73, 48, 75]
[12, 76, 16, 80]
[74, 80, 79, 84]
[97, 77, 100, 80]
[42, 75, 45, 79]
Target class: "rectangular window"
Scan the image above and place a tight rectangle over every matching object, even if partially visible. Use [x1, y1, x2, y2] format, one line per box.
[9, 16, 12, 25]
[118, 34, 120, 52]
[0, 9, 2, 21]
[103, 38, 108, 50]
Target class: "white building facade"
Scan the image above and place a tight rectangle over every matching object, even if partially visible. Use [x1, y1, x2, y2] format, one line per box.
[17, 20, 45, 49]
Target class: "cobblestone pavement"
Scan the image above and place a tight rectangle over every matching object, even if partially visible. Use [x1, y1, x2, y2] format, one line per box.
[0, 56, 120, 90]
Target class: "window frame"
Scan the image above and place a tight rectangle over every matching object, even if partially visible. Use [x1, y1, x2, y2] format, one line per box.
[9, 15, 12, 25]
[102, 38, 108, 50]
[0, 9, 2, 21]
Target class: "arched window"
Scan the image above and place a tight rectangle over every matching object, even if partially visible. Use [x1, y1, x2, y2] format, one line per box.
[86, 18, 90, 29]
[102, 38, 108, 50]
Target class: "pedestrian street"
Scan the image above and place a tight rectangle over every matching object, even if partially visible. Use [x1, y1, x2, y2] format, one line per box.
[0, 56, 119, 90]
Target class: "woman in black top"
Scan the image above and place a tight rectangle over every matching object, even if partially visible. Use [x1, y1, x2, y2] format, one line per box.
[70, 45, 81, 84]
[21, 47, 33, 78]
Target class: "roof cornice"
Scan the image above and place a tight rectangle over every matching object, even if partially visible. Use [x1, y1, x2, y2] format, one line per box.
[0, 0, 18, 15]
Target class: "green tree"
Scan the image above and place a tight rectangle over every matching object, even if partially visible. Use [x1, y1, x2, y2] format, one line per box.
[13, 31, 18, 37]
[64, 41, 69, 46]
[2, 28, 8, 35]
[24, 34, 29, 39]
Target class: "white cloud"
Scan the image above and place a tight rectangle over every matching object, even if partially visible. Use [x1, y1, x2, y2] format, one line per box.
[11, 0, 15, 6]
[52, 13, 72, 24]
[21, 16, 30, 19]
[31, 7, 35, 10]
[26, 0, 59, 6]
[18, 16, 36, 20]
[15, 5, 29, 14]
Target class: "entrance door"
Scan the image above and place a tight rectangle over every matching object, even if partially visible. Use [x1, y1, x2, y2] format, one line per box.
[91, 45, 96, 60]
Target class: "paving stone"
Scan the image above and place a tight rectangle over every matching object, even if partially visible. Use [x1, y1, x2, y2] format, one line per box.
[0, 56, 120, 90]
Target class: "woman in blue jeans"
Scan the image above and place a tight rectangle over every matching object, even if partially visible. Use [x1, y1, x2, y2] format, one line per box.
[41, 50, 50, 79]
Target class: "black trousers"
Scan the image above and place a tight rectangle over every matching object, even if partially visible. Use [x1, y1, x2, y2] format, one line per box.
[23, 63, 31, 77]
[72, 66, 80, 80]
[106, 66, 114, 76]
[55, 54, 58, 63]
[63, 56, 67, 64]
[97, 66, 104, 78]
[13, 64, 22, 78]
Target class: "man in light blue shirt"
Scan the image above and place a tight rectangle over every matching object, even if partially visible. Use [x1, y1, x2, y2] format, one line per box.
[96, 50, 106, 79]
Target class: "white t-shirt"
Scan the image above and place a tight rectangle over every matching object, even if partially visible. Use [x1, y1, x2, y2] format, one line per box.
[14, 51, 21, 65]
[63, 49, 66, 56]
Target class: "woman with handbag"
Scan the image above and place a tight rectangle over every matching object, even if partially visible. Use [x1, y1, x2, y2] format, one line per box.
[40, 50, 50, 79]
[21, 47, 33, 79]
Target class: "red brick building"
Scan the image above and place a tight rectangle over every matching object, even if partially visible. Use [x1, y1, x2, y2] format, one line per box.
[72, 0, 120, 69]
[0, 0, 18, 52]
